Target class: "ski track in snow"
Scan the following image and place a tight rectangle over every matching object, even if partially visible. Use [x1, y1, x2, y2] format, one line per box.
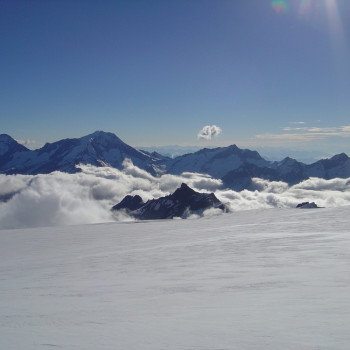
[1, 207, 350, 350]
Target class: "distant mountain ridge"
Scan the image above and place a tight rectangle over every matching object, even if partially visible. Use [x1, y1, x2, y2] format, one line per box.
[0, 131, 164, 175]
[166, 144, 269, 179]
[1, 131, 349, 190]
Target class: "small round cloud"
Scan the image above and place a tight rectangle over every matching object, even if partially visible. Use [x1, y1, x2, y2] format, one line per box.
[197, 125, 222, 140]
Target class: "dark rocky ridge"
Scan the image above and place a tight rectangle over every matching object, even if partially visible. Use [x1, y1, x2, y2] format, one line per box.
[296, 202, 319, 209]
[112, 195, 144, 211]
[112, 183, 227, 220]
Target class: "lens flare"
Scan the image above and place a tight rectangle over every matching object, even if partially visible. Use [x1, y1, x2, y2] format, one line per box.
[298, 0, 312, 16]
[324, 0, 348, 73]
[325, 0, 346, 46]
[278, 0, 348, 72]
[271, 1, 288, 14]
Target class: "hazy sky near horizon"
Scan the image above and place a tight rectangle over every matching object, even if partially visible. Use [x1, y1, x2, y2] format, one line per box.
[1, 0, 350, 153]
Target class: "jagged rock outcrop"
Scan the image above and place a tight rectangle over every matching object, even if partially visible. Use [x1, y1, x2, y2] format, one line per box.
[112, 183, 226, 220]
[296, 202, 319, 209]
[111, 195, 144, 211]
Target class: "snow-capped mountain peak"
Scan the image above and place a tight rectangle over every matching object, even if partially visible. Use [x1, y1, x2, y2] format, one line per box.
[0, 134, 29, 170]
[0, 131, 160, 175]
[0, 134, 29, 156]
[81, 130, 124, 147]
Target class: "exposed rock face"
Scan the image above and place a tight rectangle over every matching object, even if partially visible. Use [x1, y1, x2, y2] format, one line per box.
[111, 195, 144, 211]
[112, 183, 226, 220]
[296, 202, 319, 209]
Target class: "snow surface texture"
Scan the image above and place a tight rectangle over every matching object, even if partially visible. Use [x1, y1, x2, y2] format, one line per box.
[1, 162, 350, 229]
[1, 207, 350, 349]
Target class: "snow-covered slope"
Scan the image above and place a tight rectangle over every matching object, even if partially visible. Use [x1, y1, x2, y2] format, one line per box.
[305, 153, 350, 179]
[1, 131, 162, 175]
[1, 207, 350, 350]
[0, 134, 28, 155]
[0, 134, 29, 168]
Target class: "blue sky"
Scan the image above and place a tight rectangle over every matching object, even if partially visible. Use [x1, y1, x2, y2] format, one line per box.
[1, 0, 349, 154]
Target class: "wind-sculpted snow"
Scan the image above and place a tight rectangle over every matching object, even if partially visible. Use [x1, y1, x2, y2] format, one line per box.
[1, 207, 350, 349]
[0, 161, 350, 229]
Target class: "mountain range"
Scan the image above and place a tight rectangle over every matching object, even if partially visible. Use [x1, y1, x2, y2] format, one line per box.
[0, 131, 165, 176]
[1, 131, 349, 190]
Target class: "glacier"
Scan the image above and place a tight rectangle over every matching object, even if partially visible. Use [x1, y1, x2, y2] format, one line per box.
[1, 206, 350, 349]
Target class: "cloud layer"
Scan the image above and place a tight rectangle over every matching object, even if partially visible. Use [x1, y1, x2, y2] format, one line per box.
[198, 125, 222, 140]
[0, 161, 350, 229]
[256, 125, 350, 144]
[15, 139, 43, 150]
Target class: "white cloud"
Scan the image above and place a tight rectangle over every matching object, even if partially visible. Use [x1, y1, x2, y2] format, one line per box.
[0, 161, 223, 229]
[216, 177, 350, 211]
[257, 125, 350, 144]
[1, 161, 350, 229]
[0, 174, 32, 197]
[15, 139, 43, 150]
[198, 125, 222, 140]
[255, 133, 327, 142]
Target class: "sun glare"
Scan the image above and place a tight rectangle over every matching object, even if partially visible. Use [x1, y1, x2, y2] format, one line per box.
[271, 1, 288, 14]
[325, 0, 347, 51]
[298, 0, 312, 16]
[271, 0, 348, 73]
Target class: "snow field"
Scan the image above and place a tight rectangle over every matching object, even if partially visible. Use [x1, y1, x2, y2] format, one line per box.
[1, 207, 350, 349]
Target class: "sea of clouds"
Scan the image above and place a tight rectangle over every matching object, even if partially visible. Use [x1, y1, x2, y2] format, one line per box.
[1, 159, 350, 229]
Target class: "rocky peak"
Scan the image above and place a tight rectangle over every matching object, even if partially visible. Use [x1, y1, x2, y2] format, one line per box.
[112, 183, 226, 220]
[111, 195, 144, 211]
[172, 183, 197, 200]
[296, 202, 319, 209]
[330, 153, 349, 162]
